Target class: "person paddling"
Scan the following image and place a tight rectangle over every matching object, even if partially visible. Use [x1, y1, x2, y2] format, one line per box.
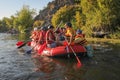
[30, 27, 39, 42]
[38, 26, 47, 45]
[64, 22, 75, 46]
[46, 25, 57, 48]
[74, 29, 87, 46]
[33, 26, 48, 56]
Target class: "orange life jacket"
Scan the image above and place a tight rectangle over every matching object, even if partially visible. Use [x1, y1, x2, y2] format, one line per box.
[30, 30, 39, 41]
[74, 34, 87, 46]
[75, 34, 84, 38]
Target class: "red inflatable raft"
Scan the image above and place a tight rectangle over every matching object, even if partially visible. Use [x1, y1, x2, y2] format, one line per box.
[30, 41, 87, 57]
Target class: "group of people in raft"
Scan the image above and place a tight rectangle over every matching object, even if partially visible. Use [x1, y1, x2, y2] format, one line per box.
[30, 22, 87, 50]
[30, 22, 87, 49]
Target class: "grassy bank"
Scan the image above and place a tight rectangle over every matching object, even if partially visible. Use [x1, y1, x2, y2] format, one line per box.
[86, 38, 120, 44]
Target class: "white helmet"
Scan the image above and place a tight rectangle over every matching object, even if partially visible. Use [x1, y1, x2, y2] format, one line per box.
[34, 27, 37, 31]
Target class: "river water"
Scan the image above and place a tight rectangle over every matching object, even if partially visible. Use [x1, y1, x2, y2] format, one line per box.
[0, 33, 120, 80]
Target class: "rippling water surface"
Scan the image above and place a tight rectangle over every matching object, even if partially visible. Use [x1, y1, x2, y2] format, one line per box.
[0, 33, 120, 80]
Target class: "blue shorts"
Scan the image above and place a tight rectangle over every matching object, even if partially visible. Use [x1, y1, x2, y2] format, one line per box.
[47, 42, 57, 48]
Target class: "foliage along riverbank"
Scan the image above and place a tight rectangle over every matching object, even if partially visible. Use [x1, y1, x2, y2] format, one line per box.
[87, 38, 120, 44]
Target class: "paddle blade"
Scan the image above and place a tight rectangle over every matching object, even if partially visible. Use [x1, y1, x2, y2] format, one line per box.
[26, 49, 32, 54]
[17, 43, 26, 49]
[76, 56, 81, 63]
[76, 62, 82, 68]
[16, 41, 24, 46]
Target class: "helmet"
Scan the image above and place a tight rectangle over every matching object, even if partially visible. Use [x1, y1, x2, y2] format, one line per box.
[65, 22, 72, 27]
[34, 27, 37, 31]
[41, 26, 47, 31]
[76, 29, 82, 34]
[48, 25, 54, 29]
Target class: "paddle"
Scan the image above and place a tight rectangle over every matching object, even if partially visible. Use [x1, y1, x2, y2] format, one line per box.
[69, 46, 82, 67]
[16, 41, 27, 49]
[16, 41, 23, 46]
[26, 43, 38, 54]
[17, 42, 27, 49]
[66, 46, 70, 58]
[16, 41, 31, 49]
[54, 21, 63, 33]
[64, 36, 82, 68]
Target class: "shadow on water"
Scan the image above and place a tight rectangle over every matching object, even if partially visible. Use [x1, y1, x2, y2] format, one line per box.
[0, 33, 120, 80]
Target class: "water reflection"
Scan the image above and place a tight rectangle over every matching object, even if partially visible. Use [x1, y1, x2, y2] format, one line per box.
[32, 55, 86, 80]
[33, 56, 55, 73]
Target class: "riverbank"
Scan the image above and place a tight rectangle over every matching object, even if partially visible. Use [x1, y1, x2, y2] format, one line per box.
[87, 38, 120, 43]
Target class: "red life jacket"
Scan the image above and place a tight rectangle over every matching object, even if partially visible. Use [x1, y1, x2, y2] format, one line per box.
[46, 30, 55, 44]
[39, 30, 46, 44]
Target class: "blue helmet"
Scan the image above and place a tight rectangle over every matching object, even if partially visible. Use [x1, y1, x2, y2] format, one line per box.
[76, 29, 82, 34]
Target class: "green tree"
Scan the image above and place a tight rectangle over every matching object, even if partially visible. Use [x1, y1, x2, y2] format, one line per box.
[33, 20, 44, 27]
[81, 0, 98, 36]
[3, 17, 14, 29]
[15, 5, 36, 33]
[51, 5, 76, 28]
[0, 19, 8, 32]
[97, 0, 120, 32]
[0, 17, 8, 32]
[81, 0, 120, 36]
[75, 11, 84, 29]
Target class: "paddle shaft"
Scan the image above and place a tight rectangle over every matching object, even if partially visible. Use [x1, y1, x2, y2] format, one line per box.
[54, 21, 63, 33]
[17, 42, 27, 49]
[64, 36, 82, 65]
[69, 46, 81, 64]
[17, 40, 31, 49]
[26, 42, 38, 54]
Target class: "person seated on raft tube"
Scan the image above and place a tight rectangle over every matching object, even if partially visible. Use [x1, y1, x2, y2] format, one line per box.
[30, 27, 39, 42]
[54, 27, 66, 41]
[74, 29, 87, 46]
[38, 26, 48, 45]
[46, 25, 57, 48]
[64, 22, 75, 46]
